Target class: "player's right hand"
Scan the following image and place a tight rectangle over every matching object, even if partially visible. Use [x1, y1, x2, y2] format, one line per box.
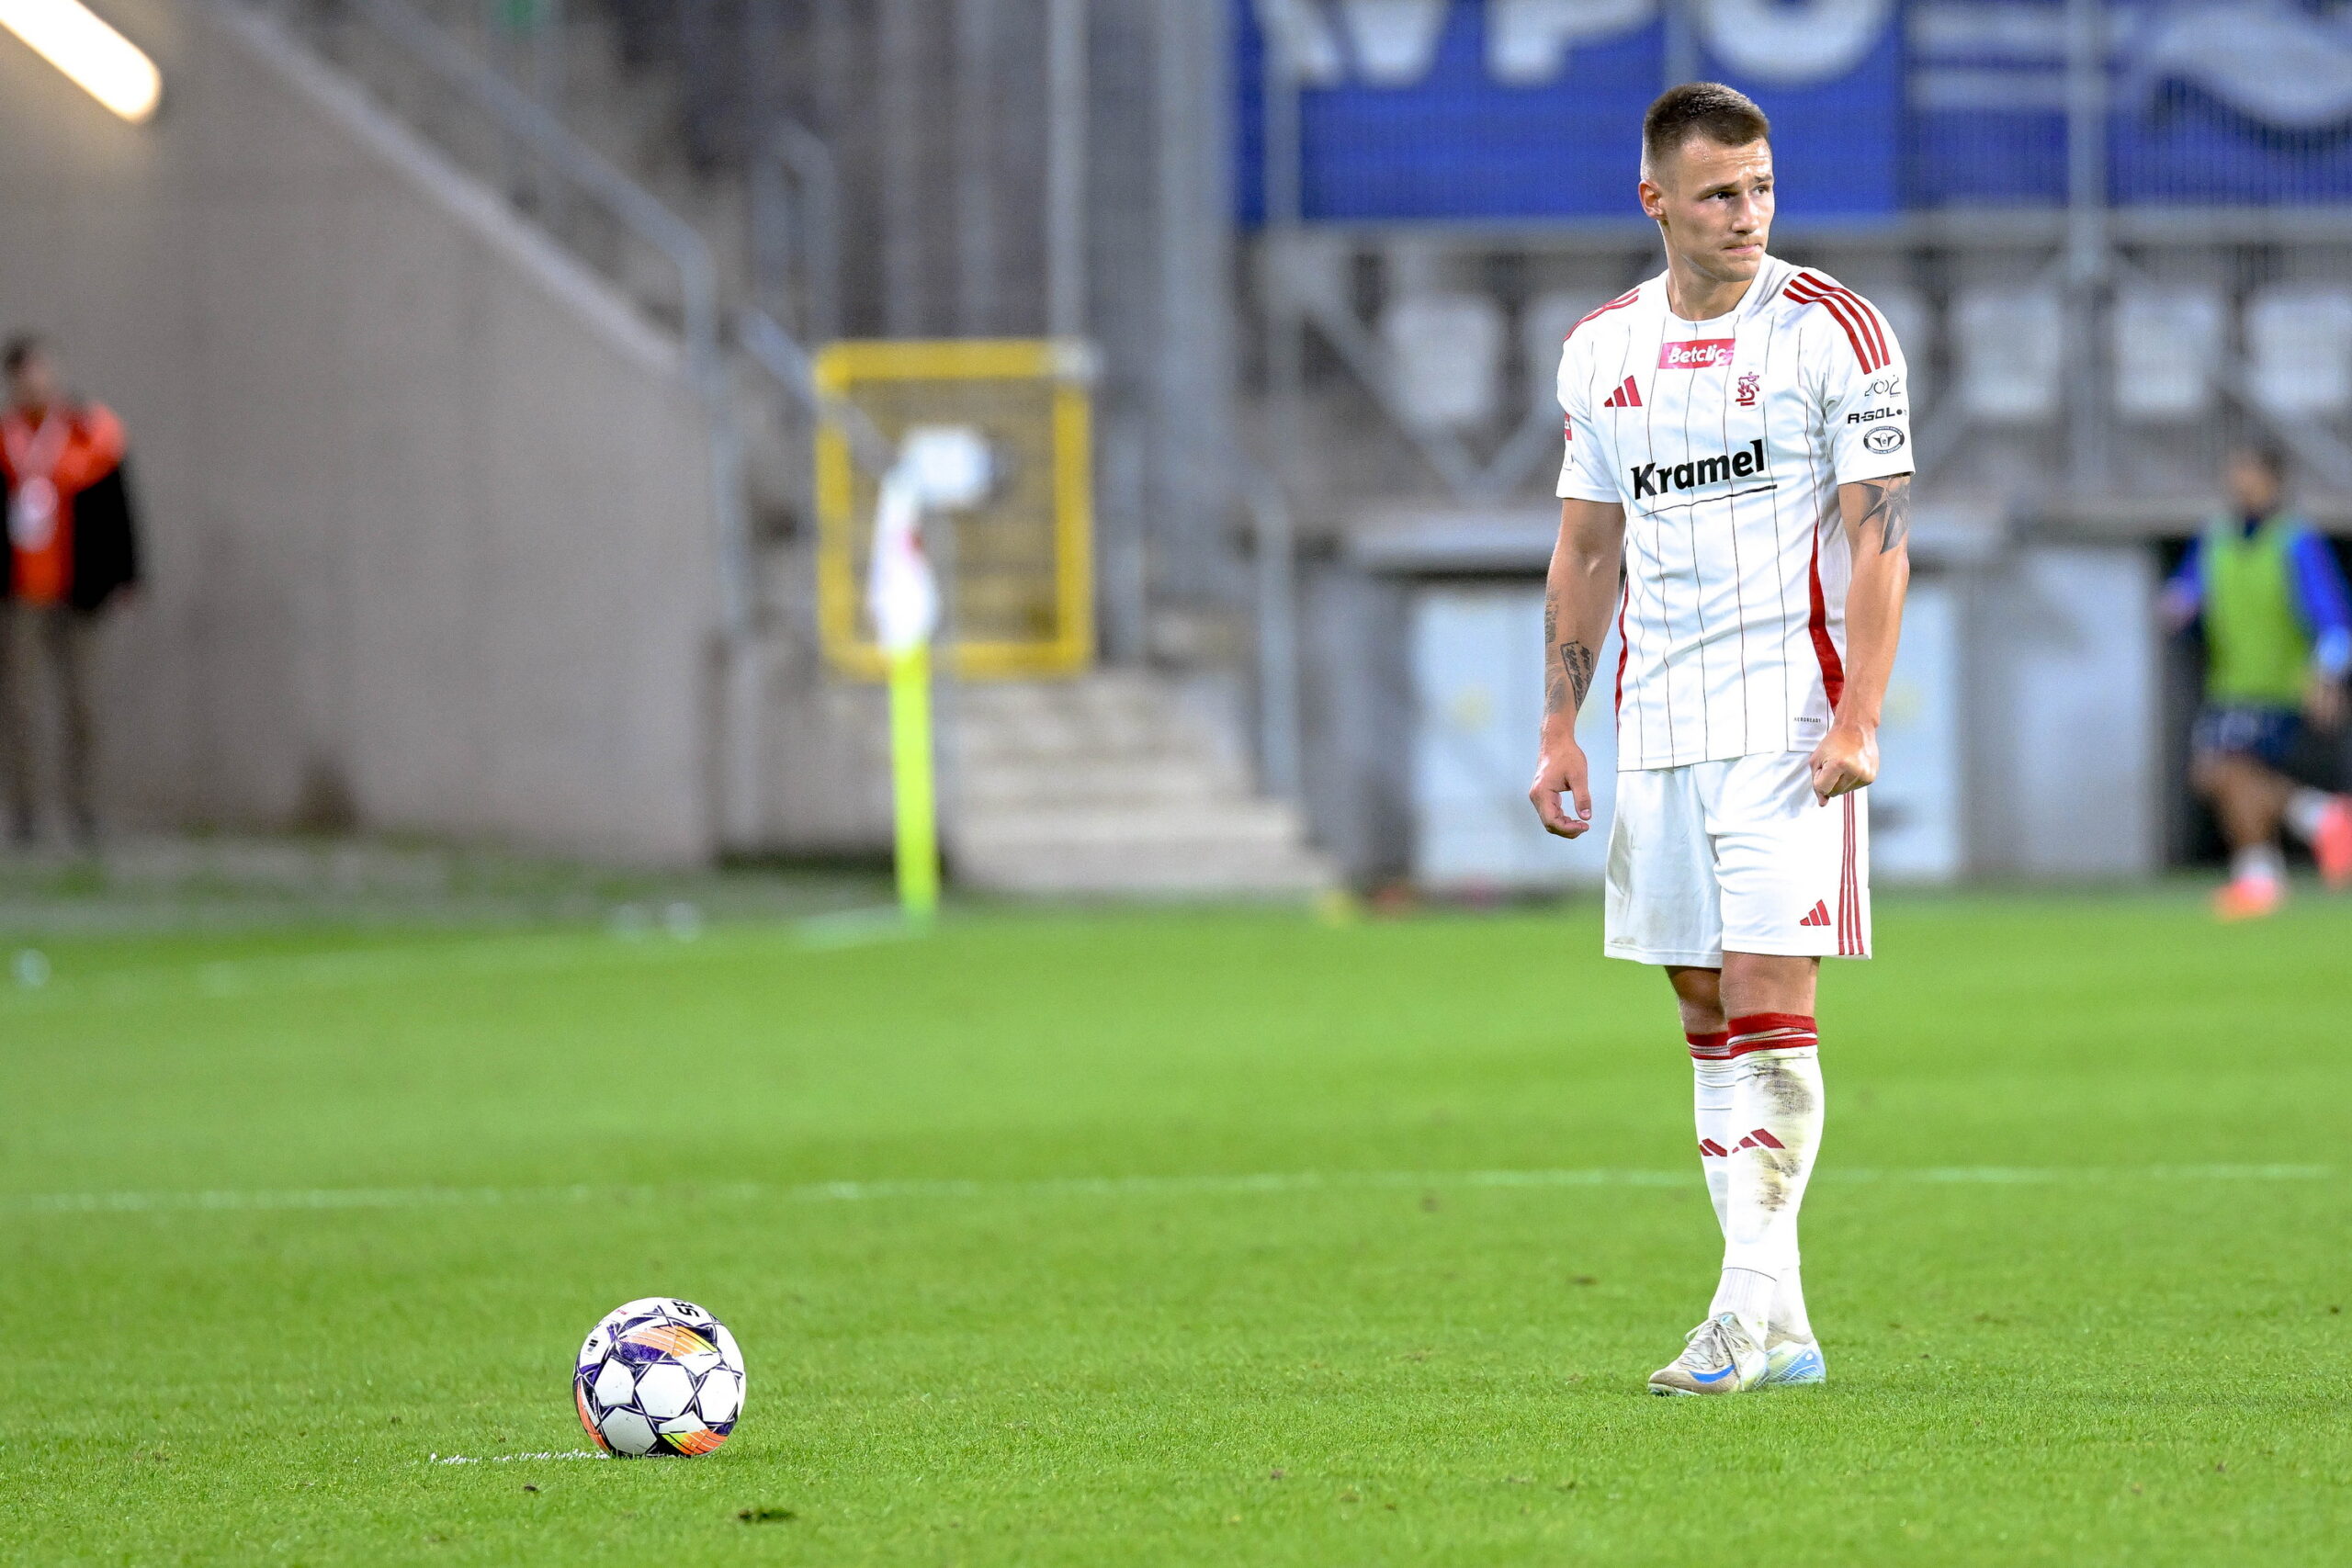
[1530, 732, 1595, 839]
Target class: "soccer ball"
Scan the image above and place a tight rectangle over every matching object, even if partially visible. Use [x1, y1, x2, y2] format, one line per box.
[573, 1297, 746, 1458]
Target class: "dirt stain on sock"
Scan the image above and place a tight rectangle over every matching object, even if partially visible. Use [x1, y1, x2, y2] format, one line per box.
[1742, 1056, 1819, 1213]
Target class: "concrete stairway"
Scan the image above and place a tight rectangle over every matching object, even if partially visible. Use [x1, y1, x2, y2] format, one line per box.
[948, 672, 1335, 897]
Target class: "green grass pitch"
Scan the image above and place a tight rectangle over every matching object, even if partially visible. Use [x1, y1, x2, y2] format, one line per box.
[3, 890, 2348, 1564]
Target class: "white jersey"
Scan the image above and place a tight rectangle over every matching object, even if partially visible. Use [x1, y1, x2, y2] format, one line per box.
[1555, 256, 1912, 772]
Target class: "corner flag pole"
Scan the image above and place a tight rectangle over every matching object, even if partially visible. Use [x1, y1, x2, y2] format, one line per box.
[887, 640, 940, 923]
[870, 447, 960, 929]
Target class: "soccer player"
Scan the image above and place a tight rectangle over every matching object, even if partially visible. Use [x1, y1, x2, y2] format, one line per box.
[2159, 443, 2352, 919]
[1527, 84, 1913, 1395]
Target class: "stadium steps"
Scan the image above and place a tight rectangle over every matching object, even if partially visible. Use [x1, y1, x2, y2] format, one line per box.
[947, 674, 1337, 897]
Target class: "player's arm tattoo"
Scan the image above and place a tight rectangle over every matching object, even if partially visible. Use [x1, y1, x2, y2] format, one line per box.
[1854, 474, 1913, 554]
[1560, 640, 1596, 711]
[1544, 595, 1597, 716]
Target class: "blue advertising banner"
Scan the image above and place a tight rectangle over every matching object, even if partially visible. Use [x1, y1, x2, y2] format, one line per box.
[1234, 0, 1905, 224]
[1911, 0, 2352, 209]
[1238, 0, 2352, 223]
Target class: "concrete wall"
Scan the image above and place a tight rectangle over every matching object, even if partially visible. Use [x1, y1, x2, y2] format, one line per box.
[1963, 543, 2165, 880]
[0, 0, 722, 862]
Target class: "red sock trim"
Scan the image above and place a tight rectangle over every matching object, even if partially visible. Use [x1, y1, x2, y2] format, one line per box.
[1724, 1012, 1818, 1057]
[1727, 1013, 1815, 1035]
[1685, 1030, 1731, 1059]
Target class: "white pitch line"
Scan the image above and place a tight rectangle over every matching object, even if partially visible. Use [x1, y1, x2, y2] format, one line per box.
[3, 1163, 2330, 1217]
[429, 1450, 603, 1465]
[0, 909, 915, 1016]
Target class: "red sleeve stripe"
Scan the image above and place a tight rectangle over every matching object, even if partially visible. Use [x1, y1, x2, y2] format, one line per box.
[1570, 288, 1642, 338]
[1782, 275, 1889, 372]
[1788, 276, 1889, 371]
[1784, 277, 1886, 371]
[1785, 274, 1889, 368]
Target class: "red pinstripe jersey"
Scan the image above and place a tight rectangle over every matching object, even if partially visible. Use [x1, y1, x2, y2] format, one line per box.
[1555, 258, 1913, 771]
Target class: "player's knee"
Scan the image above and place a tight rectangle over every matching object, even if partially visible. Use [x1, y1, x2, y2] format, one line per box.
[1665, 964, 1725, 1035]
[1718, 951, 1817, 1018]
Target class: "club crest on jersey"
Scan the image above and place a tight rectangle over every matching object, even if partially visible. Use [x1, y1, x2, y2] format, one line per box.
[1736, 372, 1760, 407]
[1658, 339, 1735, 370]
[1629, 438, 1768, 502]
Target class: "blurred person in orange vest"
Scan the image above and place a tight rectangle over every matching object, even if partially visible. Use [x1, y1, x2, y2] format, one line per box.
[0, 335, 142, 848]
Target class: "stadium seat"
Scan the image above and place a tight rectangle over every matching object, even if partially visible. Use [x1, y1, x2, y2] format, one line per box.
[2245, 284, 2352, 418]
[2112, 285, 2227, 422]
[1953, 285, 2064, 423]
[1381, 291, 1507, 429]
[1521, 289, 1611, 396]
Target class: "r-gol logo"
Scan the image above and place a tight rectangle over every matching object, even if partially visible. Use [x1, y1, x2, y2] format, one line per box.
[1659, 339, 1735, 370]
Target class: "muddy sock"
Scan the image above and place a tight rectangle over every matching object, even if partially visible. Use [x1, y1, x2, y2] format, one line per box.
[1713, 1014, 1825, 1343]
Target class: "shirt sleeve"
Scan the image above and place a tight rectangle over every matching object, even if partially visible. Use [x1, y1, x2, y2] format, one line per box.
[1555, 333, 1618, 503]
[1814, 301, 1914, 487]
[2288, 529, 2352, 679]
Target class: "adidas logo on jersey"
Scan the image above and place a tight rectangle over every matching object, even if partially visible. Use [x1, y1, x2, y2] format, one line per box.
[1628, 438, 1769, 502]
[1600, 376, 1641, 409]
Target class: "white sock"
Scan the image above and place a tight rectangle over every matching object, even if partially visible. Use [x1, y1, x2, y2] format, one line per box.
[1771, 1263, 1814, 1344]
[1687, 1032, 1738, 1235]
[1713, 1014, 1826, 1344]
[2232, 843, 2286, 886]
[1710, 1266, 1776, 1336]
[2285, 789, 2338, 845]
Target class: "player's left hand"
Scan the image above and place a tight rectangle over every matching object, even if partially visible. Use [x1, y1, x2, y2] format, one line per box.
[1808, 720, 1878, 805]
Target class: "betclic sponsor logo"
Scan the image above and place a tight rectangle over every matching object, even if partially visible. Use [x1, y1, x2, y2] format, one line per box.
[1657, 339, 1736, 370]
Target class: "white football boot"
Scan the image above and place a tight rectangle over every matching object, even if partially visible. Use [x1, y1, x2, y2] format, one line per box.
[1646, 1312, 1768, 1396]
[1758, 1334, 1826, 1388]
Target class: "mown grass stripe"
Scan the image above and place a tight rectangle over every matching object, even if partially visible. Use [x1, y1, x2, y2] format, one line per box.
[6, 1162, 2329, 1216]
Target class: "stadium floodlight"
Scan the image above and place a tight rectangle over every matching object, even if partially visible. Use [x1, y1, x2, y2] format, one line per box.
[0, 0, 162, 123]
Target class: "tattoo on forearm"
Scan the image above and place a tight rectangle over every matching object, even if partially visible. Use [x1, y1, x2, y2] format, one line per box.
[1544, 600, 1566, 714]
[1855, 474, 1912, 554]
[1561, 641, 1596, 710]
[1544, 593, 1596, 716]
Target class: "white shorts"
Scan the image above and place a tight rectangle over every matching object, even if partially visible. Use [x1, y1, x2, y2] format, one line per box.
[1603, 750, 1871, 967]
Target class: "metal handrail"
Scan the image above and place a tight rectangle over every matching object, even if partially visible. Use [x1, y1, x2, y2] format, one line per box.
[735, 304, 892, 477]
[259, 0, 753, 635]
[339, 0, 722, 381]
[750, 120, 842, 346]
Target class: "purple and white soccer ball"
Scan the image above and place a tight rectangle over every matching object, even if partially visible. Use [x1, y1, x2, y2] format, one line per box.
[573, 1297, 746, 1458]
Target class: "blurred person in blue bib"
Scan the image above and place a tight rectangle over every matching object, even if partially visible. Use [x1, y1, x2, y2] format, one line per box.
[0, 335, 142, 849]
[2161, 443, 2352, 919]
